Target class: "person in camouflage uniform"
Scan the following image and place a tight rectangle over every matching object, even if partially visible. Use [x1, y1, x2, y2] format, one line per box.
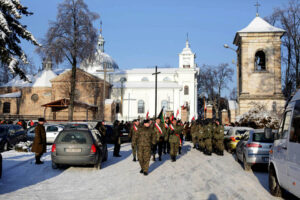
[164, 117, 170, 154]
[152, 118, 164, 161]
[213, 120, 224, 156]
[95, 121, 107, 144]
[198, 120, 205, 152]
[169, 118, 183, 162]
[177, 120, 184, 154]
[191, 121, 199, 149]
[203, 120, 213, 155]
[129, 119, 140, 161]
[133, 119, 156, 176]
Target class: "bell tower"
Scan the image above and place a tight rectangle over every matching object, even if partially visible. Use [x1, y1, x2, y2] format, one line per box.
[233, 16, 286, 114]
[179, 34, 196, 69]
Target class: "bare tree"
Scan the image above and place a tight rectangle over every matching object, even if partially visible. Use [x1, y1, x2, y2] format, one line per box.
[37, 0, 99, 121]
[266, 0, 300, 97]
[230, 87, 237, 100]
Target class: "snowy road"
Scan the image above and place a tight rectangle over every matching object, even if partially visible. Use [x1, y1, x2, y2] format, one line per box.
[0, 142, 282, 200]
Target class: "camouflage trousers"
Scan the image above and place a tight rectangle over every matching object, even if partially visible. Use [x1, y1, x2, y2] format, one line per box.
[199, 139, 205, 150]
[204, 138, 212, 153]
[138, 145, 151, 173]
[132, 144, 138, 159]
[213, 140, 224, 152]
[169, 142, 179, 157]
[192, 135, 199, 146]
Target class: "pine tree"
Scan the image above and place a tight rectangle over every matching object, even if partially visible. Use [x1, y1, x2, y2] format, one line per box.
[0, 0, 40, 81]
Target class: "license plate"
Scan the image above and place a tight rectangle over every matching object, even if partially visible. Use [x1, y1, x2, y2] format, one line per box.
[263, 157, 269, 162]
[122, 133, 128, 136]
[65, 148, 81, 153]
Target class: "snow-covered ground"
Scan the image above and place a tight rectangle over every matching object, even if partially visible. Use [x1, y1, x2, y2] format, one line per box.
[0, 142, 282, 200]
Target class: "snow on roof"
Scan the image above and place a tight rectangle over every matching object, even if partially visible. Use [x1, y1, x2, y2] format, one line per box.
[1, 69, 57, 88]
[238, 16, 285, 33]
[113, 81, 180, 89]
[32, 70, 57, 87]
[229, 100, 238, 110]
[0, 91, 21, 98]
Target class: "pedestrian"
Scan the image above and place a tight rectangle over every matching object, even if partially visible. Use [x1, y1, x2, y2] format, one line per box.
[129, 119, 139, 161]
[153, 117, 164, 161]
[31, 118, 46, 164]
[164, 117, 170, 154]
[95, 121, 107, 144]
[134, 119, 156, 176]
[169, 118, 183, 162]
[113, 120, 122, 157]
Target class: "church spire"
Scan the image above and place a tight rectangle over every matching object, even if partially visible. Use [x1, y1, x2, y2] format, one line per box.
[98, 20, 105, 52]
[185, 32, 190, 48]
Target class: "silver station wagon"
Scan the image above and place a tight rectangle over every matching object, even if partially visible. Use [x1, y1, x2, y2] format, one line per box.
[51, 129, 107, 169]
[236, 129, 274, 171]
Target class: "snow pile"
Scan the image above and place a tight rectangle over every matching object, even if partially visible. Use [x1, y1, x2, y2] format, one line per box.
[238, 16, 285, 33]
[236, 104, 281, 129]
[32, 70, 57, 87]
[15, 141, 33, 152]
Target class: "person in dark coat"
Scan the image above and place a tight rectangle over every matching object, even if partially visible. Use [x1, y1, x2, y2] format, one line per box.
[31, 118, 46, 164]
[113, 120, 122, 157]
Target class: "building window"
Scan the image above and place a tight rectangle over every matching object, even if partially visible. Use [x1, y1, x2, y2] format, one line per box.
[161, 100, 168, 111]
[138, 100, 144, 113]
[255, 50, 266, 71]
[116, 103, 120, 113]
[3, 102, 10, 114]
[183, 65, 190, 68]
[184, 86, 189, 95]
[141, 77, 149, 82]
[31, 94, 39, 102]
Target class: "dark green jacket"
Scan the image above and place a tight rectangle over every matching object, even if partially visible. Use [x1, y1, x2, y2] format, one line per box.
[135, 126, 156, 147]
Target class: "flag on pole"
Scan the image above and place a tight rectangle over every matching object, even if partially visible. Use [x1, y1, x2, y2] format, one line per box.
[170, 113, 174, 121]
[146, 111, 149, 119]
[157, 108, 164, 124]
[176, 109, 179, 118]
[192, 116, 195, 121]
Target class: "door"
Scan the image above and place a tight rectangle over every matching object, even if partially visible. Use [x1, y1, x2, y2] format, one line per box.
[273, 110, 292, 190]
[287, 100, 300, 197]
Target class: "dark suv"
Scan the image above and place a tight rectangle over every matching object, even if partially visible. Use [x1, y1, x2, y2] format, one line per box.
[0, 125, 27, 152]
[51, 129, 108, 169]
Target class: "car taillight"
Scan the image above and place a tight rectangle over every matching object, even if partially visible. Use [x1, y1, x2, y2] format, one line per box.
[246, 143, 262, 148]
[51, 144, 56, 152]
[90, 144, 96, 154]
[230, 137, 236, 142]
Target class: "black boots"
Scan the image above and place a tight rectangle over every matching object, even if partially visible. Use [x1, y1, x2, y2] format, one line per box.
[143, 172, 148, 176]
[158, 156, 162, 161]
[152, 155, 156, 161]
[140, 169, 144, 174]
[133, 158, 136, 162]
[178, 147, 181, 155]
[171, 156, 176, 162]
[35, 156, 43, 165]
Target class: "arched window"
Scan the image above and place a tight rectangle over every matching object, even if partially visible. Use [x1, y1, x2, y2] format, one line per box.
[3, 102, 10, 114]
[184, 86, 189, 95]
[161, 100, 168, 111]
[141, 77, 149, 82]
[255, 51, 266, 71]
[116, 103, 120, 113]
[138, 100, 144, 113]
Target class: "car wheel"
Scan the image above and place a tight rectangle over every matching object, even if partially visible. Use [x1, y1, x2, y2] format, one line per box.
[243, 155, 251, 171]
[3, 142, 9, 151]
[269, 167, 282, 197]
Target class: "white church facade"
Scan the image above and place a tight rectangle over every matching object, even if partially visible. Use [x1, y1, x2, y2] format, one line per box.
[81, 33, 199, 122]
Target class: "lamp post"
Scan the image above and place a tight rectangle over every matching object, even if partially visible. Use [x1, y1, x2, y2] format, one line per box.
[120, 77, 126, 115]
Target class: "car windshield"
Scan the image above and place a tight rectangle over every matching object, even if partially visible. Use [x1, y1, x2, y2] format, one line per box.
[236, 130, 248, 135]
[64, 124, 89, 129]
[56, 131, 91, 144]
[0, 127, 7, 136]
[253, 132, 274, 143]
[28, 127, 35, 133]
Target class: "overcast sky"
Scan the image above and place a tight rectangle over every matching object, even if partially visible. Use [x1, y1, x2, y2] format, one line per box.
[20, 0, 289, 97]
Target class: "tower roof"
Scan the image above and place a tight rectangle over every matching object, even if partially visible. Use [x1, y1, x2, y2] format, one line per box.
[237, 16, 285, 33]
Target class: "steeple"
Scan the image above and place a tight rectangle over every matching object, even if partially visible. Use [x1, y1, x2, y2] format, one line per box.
[185, 32, 190, 48]
[255, 0, 261, 17]
[179, 34, 195, 69]
[98, 20, 105, 52]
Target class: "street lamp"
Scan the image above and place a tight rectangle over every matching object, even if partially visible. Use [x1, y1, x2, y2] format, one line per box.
[223, 44, 236, 52]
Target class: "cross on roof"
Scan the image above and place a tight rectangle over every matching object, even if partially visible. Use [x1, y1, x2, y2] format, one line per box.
[255, 0, 261, 16]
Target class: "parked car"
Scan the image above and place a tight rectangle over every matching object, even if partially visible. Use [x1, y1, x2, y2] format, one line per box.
[105, 125, 114, 144]
[27, 124, 64, 144]
[224, 127, 253, 153]
[63, 123, 100, 137]
[0, 153, 2, 179]
[120, 126, 130, 143]
[51, 129, 107, 169]
[236, 129, 275, 171]
[269, 90, 300, 198]
[0, 125, 27, 152]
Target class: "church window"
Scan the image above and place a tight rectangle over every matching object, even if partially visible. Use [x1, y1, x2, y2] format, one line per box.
[31, 94, 39, 102]
[141, 77, 149, 82]
[3, 102, 10, 114]
[254, 51, 266, 71]
[183, 65, 190, 68]
[138, 100, 145, 113]
[116, 102, 120, 113]
[161, 100, 168, 111]
[163, 77, 171, 82]
[184, 86, 189, 95]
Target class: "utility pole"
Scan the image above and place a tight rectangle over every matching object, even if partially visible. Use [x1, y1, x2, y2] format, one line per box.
[152, 66, 161, 118]
[123, 93, 136, 121]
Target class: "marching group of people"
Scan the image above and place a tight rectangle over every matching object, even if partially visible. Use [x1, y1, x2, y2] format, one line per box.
[121, 117, 225, 176]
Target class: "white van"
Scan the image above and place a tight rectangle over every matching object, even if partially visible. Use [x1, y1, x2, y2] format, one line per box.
[269, 90, 300, 198]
